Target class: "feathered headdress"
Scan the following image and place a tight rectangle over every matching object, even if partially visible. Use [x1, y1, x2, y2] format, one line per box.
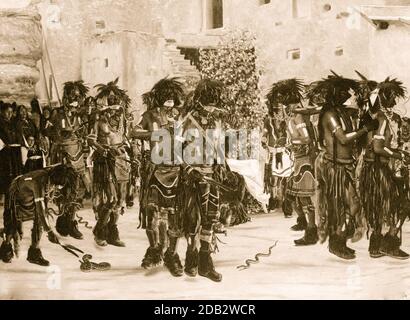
[266, 78, 305, 108]
[142, 91, 154, 110]
[374, 77, 407, 109]
[355, 71, 378, 110]
[142, 77, 184, 110]
[306, 71, 359, 107]
[62, 80, 89, 106]
[94, 77, 131, 108]
[193, 78, 224, 106]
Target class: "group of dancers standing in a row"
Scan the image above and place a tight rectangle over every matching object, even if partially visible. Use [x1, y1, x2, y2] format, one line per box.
[0, 71, 410, 283]
[264, 73, 410, 261]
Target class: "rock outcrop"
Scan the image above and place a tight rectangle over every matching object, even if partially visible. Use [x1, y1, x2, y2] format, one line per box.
[0, 5, 42, 104]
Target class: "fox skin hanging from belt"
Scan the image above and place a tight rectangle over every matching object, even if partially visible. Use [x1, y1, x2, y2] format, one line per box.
[129, 77, 185, 274]
[88, 78, 133, 248]
[308, 72, 378, 260]
[49, 80, 91, 240]
[358, 76, 410, 260]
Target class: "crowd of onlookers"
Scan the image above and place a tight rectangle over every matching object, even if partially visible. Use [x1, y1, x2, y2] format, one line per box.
[0, 99, 54, 173]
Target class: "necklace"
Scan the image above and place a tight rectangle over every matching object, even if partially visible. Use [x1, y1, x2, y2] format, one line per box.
[65, 112, 76, 129]
[107, 115, 123, 134]
[381, 107, 393, 122]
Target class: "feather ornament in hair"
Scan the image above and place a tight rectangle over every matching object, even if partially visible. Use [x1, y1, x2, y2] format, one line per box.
[143, 77, 184, 109]
[63, 80, 89, 99]
[94, 77, 131, 108]
[266, 78, 305, 107]
[306, 72, 359, 107]
[193, 78, 224, 106]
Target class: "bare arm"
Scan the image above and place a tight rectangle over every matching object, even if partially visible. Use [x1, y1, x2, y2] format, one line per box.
[373, 139, 403, 160]
[261, 118, 271, 147]
[288, 114, 311, 145]
[128, 115, 153, 141]
[87, 122, 106, 152]
[293, 106, 322, 116]
[372, 117, 403, 160]
[128, 127, 152, 141]
[86, 121, 116, 153]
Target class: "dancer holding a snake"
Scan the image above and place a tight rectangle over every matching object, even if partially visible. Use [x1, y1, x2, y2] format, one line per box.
[0, 165, 75, 266]
[88, 78, 132, 247]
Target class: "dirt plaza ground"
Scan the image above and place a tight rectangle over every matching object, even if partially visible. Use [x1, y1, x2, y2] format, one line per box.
[1, 205, 410, 300]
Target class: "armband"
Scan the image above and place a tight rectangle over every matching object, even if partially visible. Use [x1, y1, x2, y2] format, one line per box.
[383, 147, 393, 155]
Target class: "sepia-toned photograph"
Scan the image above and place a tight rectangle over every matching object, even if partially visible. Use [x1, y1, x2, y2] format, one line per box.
[1, 0, 410, 302]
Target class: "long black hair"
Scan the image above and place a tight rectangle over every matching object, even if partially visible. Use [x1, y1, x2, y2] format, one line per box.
[142, 77, 184, 110]
[307, 72, 359, 147]
[370, 77, 407, 113]
[63, 80, 89, 107]
[49, 164, 78, 202]
[94, 77, 131, 108]
[193, 78, 223, 106]
[266, 78, 305, 114]
[30, 98, 42, 114]
[182, 79, 224, 115]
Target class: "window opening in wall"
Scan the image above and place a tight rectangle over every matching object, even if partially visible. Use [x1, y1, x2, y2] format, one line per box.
[96, 20, 106, 29]
[292, 0, 311, 19]
[212, 0, 223, 28]
[323, 4, 331, 12]
[287, 49, 301, 60]
[335, 46, 344, 56]
[260, 0, 271, 5]
[205, 0, 223, 29]
[105, 58, 109, 68]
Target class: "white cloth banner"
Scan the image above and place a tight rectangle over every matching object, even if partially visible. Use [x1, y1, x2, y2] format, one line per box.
[226, 146, 294, 212]
[226, 158, 269, 206]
